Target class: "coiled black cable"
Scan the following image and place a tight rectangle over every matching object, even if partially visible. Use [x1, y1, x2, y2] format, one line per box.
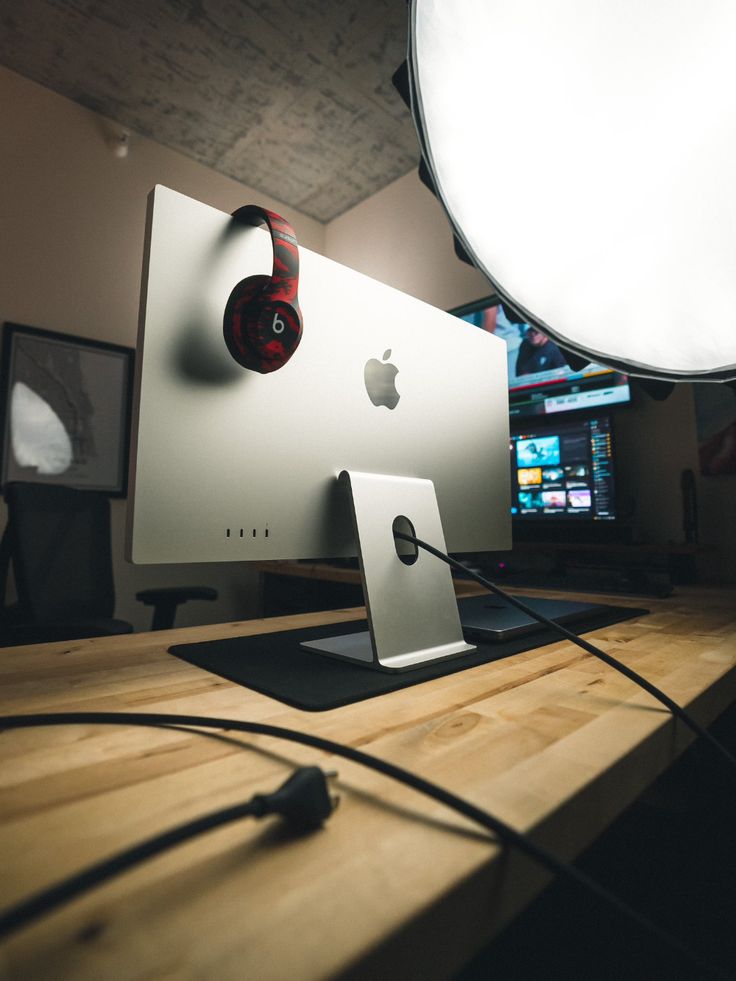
[0, 710, 729, 979]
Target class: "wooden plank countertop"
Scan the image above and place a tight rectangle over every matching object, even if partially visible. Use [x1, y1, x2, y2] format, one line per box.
[0, 585, 734, 981]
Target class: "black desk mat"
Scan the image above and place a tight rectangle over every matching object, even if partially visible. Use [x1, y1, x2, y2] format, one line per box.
[170, 600, 648, 712]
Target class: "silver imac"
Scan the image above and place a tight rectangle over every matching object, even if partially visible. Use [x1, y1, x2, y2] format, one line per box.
[127, 186, 511, 671]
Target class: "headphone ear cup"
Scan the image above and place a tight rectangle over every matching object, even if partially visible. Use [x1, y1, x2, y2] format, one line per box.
[248, 295, 302, 373]
[224, 275, 303, 374]
[223, 274, 271, 369]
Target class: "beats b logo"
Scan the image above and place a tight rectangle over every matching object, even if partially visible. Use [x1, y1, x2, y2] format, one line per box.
[271, 311, 285, 334]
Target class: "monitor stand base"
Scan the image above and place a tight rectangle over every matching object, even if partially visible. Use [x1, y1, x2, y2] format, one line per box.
[300, 470, 475, 673]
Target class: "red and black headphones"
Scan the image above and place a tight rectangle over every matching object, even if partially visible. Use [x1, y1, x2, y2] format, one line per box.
[223, 205, 303, 373]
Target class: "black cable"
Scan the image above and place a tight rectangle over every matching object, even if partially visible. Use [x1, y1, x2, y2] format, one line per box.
[395, 530, 736, 774]
[0, 711, 729, 980]
[0, 765, 336, 941]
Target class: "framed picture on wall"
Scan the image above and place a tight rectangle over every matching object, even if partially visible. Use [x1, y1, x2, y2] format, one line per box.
[0, 322, 135, 497]
[693, 383, 736, 476]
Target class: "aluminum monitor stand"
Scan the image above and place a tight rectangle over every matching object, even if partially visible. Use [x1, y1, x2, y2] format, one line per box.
[300, 471, 475, 672]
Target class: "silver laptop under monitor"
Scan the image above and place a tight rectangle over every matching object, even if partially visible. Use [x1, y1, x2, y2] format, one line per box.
[127, 185, 511, 670]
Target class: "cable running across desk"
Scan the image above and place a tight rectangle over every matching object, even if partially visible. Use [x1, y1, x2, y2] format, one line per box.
[0, 710, 729, 980]
[0, 765, 336, 939]
[395, 530, 736, 775]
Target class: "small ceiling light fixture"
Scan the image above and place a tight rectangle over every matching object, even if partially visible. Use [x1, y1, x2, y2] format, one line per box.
[108, 129, 130, 158]
[407, 0, 736, 383]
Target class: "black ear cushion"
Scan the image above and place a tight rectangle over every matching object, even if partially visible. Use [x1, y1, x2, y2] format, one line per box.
[223, 274, 270, 369]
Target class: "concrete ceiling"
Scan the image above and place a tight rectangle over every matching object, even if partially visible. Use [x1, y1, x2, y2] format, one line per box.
[0, 0, 419, 222]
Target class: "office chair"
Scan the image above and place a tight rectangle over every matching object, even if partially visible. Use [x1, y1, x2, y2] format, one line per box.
[0, 481, 217, 646]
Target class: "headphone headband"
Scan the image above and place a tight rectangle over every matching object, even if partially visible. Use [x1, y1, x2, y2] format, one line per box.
[231, 205, 300, 309]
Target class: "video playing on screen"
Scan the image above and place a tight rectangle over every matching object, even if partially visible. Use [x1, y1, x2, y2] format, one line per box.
[510, 415, 616, 522]
[516, 436, 561, 468]
[451, 297, 631, 419]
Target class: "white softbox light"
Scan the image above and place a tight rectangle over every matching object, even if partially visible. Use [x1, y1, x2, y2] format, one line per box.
[409, 0, 736, 382]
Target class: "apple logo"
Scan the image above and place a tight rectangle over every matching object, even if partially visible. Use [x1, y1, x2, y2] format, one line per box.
[364, 349, 400, 409]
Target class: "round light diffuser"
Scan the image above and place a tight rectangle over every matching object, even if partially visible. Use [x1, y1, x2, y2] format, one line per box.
[409, 0, 736, 382]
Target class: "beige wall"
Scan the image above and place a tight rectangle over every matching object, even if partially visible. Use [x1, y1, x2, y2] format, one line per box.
[0, 65, 324, 629]
[325, 170, 491, 311]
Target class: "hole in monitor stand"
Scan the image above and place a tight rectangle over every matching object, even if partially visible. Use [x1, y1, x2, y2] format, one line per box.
[299, 470, 475, 672]
[393, 515, 418, 566]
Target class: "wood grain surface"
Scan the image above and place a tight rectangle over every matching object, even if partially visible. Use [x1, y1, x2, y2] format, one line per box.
[1, 585, 734, 981]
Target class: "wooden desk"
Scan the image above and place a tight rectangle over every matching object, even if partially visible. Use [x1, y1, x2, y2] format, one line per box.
[1, 586, 735, 981]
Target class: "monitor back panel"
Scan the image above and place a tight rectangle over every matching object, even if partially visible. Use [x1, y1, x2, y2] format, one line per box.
[126, 185, 511, 564]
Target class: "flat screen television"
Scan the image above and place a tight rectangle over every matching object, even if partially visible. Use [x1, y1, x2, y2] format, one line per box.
[509, 413, 619, 541]
[450, 296, 631, 420]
